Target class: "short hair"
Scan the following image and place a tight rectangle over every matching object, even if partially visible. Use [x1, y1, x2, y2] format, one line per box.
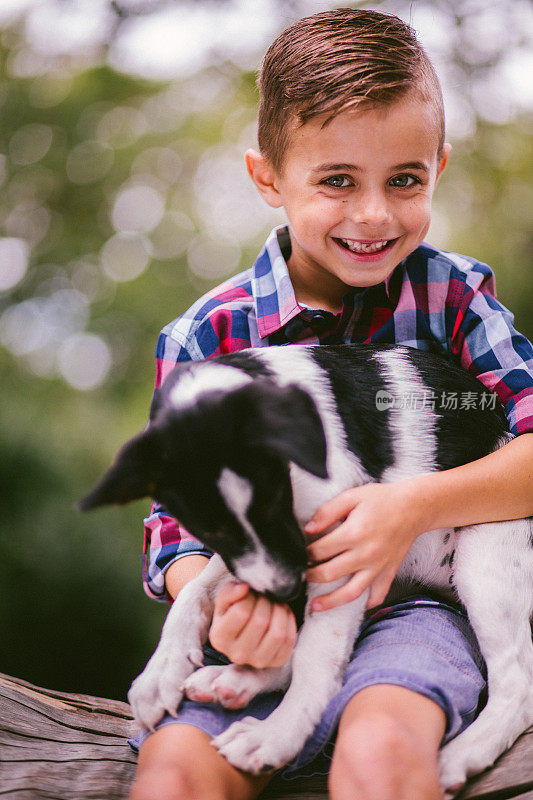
[257, 8, 445, 172]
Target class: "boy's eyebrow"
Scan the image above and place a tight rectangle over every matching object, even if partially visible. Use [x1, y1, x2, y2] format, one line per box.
[311, 160, 430, 174]
[392, 161, 430, 173]
[311, 162, 360, 174]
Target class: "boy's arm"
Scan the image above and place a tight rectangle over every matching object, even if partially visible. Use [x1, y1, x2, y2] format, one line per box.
[306, 433, 533, 611]
[408, 431, 533, 530]
[164, 555, 211, 599]
[143, 504, 213, 601]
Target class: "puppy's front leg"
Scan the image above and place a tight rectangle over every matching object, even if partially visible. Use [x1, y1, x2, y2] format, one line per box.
[214, 581, 367, 774]
[128, 554, 230, 731]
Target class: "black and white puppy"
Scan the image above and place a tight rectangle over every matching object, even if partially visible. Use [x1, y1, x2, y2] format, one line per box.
[80, 344, 533, 789]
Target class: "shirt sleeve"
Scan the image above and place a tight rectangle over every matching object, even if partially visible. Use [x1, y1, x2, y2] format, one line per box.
[143, 503, 212, 602]
[449, 262, 533, 435]
[142, 329, 213, 603]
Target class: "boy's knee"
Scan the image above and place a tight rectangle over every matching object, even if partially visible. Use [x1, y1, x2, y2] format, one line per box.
[330, 711, 442, 800]
[335, 709, 418, 774]
[129, 767, 190, 800]
[129, 765, 223, 800]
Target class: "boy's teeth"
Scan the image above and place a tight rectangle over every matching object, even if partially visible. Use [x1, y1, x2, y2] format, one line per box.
[339, 238, 389, 253]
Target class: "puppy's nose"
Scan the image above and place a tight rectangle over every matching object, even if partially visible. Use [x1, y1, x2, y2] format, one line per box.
[267, 577, 303, 604]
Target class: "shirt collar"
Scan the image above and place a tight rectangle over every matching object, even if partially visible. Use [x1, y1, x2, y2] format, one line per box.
[252, 225, 402, 339]
[252, 226, 303, 339]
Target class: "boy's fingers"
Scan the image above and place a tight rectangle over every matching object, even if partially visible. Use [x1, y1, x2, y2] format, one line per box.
[310, 570, 372, 611]
[251, 603, 296, 668]
[306, 549, 356, 583]
[366, 571, 396, 609]
[268, 607, 297, 668]
[225, 599, 297, 668]
[227, 595, 273, 664]
[214, 582, 250, 616]
[305, 488, 360, 533]
[306, 521, 355, 562]
[211, 587, 255, 651]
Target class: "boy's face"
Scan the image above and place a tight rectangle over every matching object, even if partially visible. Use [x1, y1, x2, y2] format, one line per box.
[247, 93, 450, 312]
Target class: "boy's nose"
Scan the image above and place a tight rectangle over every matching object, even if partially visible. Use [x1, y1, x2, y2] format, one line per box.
[348, 191, 392, 228]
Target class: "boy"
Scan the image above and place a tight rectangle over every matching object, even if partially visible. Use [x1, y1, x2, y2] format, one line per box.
[129, 9, 533, 800]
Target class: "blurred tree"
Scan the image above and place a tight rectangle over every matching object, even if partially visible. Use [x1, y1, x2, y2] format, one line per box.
[0, 0, 530, 699]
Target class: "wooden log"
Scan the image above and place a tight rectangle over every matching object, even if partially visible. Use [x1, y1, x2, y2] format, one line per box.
[1, 672, 532, 800]
[0, 673, 137, 800]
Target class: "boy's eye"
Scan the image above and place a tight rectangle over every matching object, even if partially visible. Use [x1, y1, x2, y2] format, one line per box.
[389, 174, 419, 188]
[322, 175, 351, 188]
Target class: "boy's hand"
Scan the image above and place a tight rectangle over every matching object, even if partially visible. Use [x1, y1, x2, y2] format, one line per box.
[305, 481, 423, 611]
[209, 582, 297, 669]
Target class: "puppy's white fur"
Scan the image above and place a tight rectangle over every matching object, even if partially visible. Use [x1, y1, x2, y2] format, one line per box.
[170, 364, 251, 409]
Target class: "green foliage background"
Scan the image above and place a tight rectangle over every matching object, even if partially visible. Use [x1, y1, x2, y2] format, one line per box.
[0, 1, 531, 700]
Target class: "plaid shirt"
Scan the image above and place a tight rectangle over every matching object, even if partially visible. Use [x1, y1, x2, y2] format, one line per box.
[143, 225, 533, 601]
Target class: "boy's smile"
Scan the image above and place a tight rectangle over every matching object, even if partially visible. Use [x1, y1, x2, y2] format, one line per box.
[247, 93, 450, 312]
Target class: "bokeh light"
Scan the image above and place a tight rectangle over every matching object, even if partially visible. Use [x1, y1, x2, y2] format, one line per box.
[131, 146, 183, 186]
[66, 141, 114, 184]
[100, 232, 152, 282]
[192, 145, 284, 243]
[96, 105, 147, 149]
[9, 123, 53, 166]
[57, 331, 112, 390]
[28, 70, 73, 108]
[150, 211, 194, 260]
[187, 232, 241, 282]
[111, 183, 165, 233]
[0, 237, 30, 291]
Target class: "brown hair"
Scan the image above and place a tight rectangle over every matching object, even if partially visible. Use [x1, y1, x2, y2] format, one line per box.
[257, 8, 445, 172]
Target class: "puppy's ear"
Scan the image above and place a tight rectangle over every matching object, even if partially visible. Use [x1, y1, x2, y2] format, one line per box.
[78, 428, 159, 511]
[236, 381, 328, 479]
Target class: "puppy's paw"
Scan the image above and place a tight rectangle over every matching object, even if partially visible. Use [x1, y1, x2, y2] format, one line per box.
[183, 664, 262, 709]
[128, 649, 199, 730]
[439, 736, 483, 792]
[213, 717, 294, 774]
[182, 665, 227, 704]
[438, 718, 509, 791]
[439, 754, 467, 795]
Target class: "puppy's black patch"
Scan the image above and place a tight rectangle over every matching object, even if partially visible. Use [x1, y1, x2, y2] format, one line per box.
[311, 345, 394, 480]
[216, 351, 275, 380]
[406, 348, 508, 469]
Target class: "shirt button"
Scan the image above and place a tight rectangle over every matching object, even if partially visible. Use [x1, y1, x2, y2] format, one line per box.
[284, 317, 307, 342]
[308, 311, 333, 333]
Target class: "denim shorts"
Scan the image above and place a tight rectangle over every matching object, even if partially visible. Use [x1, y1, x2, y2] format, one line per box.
[129, 596, 487, 779]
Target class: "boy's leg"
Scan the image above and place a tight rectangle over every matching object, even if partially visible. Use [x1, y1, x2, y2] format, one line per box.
[129, 724, 272, 800]
[329, 684, 446, 800]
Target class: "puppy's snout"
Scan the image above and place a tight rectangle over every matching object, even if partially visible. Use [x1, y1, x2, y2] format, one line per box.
[266, 575, 304, 604]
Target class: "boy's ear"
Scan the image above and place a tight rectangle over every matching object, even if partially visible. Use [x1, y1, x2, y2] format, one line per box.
[436, 143, 452, 183]
[245, 149, 284, 208]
